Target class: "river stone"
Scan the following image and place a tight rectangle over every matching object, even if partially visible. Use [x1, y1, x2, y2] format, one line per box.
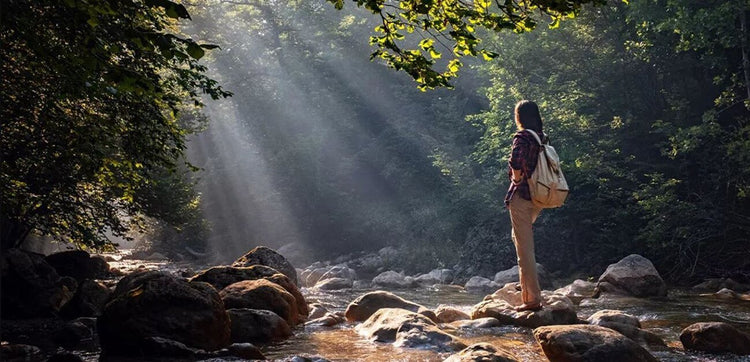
[534, 325, 658, 362]
[692, 278, 750, 293]
[220, 279, 301, 326]
[1, 248, 77, 318]
[305, 312, 346, 328]
[302, 266, 330, 287]
[225, 343, 266, 360]
[555, 279, 597, 304]
[308, 303, 329, 320]
[465, 276, 499, 293]
[233, 246, 298, 286]
[314, 277, 353, 290]
[345, 290, 431, 322]
[357, 308, 436, 342]
[319, 264, 357, 281]
[494, 264, 553, 290]
[190, 265, 309, 318]
[471, 289, 578, 328]
[596, 254, 667, 297]
[372, 270, 416, 288]
[45, 250, 110, 282]
[227, 308, 292, 343]
[586, 310, 666, 347]
[98, 271, 231, 355]
[444, 342, 519, 362]
[714, 288, 750, 301]
[415, 268, 455, 286]
[395, 322, 467, 352]
[680, 322, 750, 355]
[60, 279, 110, 318]
[435, 305, 471, 323]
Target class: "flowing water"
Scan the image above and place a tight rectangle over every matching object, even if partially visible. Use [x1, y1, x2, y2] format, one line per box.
[97, 254, 750, 361]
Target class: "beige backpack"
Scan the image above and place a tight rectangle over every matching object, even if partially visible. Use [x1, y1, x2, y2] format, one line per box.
[525, 129, 569, 208]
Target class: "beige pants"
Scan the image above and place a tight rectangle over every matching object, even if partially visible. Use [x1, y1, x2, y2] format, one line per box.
[508, 192, 543, 305]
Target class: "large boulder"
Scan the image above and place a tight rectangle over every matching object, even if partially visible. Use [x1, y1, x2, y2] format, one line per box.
[313, 277, 353, 290]
[318, 264, 357, 281]
[464, 276, 498, 294]
[691, 278, 750, 293]
[444, 343, 519, 362]
[227, 308, 292, 343]
[190, 265, 308, 317]
[45, 250, 110, 281]
[680, 322, 750, 355]
[494, 264, 553, 290]
[435, 305, 471, 323]
[394, 322, 467, 352]
[60, 279, 111, 318]
[345, 291, 430, 322]
[1, 248, 77, 318]
[586, 310, 665, 347]
[534, 325, 658, 362]
[414, 269, 455, 286]
[596, 255, 667, 297]
[554, 279, 597, 304]
[471, 286, 578, 328]
[372, 270, 415, 289]
[232, 246, 298, 286]
[357, 308, 436, 342]
[220, 279, 302, 326]
[97, 271, 231, 356]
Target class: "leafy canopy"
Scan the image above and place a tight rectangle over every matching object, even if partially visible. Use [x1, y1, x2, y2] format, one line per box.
[328, 0, 607, 90]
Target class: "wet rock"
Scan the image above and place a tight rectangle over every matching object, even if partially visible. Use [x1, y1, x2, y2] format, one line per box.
[345, 290, 431, 322]
[372, 270, 416, 289]
[444, 342, 519, 362]
[227, 308, 292, 343]
[45, 250, 110, 281]
[220, 279, 301, 326]
[60, 279, 110, 318]
[0, 343, 42, 361]
[358, 308, 436, 342]
[680, 322, 750, 355]
[471, 288, 578, 328]
[190, 265, 308, 318]
[435, 305, 471, 323]
[313, 277, 353, 290]
[465, 276, 498, 294]
[319, 264, 357, 281]
[302, 266, 329, 287]
[586, 310, 665, 347]
[1, 248, 77, 318]
[305, 312, 346, 328]
[233, 246, 298, 286]
[394, 322, 466, 352]
[47, 352, 84, 362]
[97, 271, 231, 356]
[713, 288, 750, 301]
[494, 264, 552, 290]
[279, 356, 330, 362]
[555, 279, 597, 304]
[54, 320, 93, 348]
[308, 303, 329, 320]
[225, 342, 265, 360]
[415, 268, 455, 286]
[448, 317, 502, 329]
[596, 254, 667, 297]
[692, 278, 750, 293]
[534, 325, 658, 362]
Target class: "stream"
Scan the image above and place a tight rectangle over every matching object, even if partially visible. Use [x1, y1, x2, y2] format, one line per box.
[93, 253, 750, 361]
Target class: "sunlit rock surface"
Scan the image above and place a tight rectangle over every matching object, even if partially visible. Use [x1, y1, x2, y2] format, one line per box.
[586, 310, 665, 347]
[357, 308, 436, 342]
[232, 246, 298, 286]
[345, 290, 429, 322]
[394, 321, 467, 352]
[220, 279, 302, 326]
[319, 264, 357, 281]
[1, 248, 77, 318]
[596, 254, 667, 297]
[680, 322, 750, 355]
[493, 264, 553, 290]
[372, 270, 416, 289]
[444, 342, 519, 362]
[304, 312, 346, 328]
[190, 265, 309, 317]
[534, 325, 658, 362]
[227, 308, 292, 343]
[554, 279, 597, 304]
[471, 288, 578, 328]
[313, 277, 353, 290]
[435, 305, 471, 323]
[97, 271, 231, 356]
[448, 317, 502, 329]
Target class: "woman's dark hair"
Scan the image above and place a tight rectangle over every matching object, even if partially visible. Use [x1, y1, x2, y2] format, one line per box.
[514, 100, 543, 133]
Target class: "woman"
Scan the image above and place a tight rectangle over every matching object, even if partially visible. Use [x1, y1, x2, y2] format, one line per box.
[505, 100, 546, 312]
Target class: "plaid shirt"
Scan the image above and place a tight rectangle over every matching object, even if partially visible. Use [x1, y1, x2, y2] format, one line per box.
[504, 130, 544, 207]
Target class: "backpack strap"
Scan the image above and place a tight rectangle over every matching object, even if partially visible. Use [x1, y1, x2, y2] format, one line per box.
[524, 129, 543, 146]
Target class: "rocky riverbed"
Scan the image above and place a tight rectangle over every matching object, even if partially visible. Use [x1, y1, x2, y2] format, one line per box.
[2, 246, 749, 361]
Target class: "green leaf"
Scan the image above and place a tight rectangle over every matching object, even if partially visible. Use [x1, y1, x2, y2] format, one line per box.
[186, 43, 205, 60]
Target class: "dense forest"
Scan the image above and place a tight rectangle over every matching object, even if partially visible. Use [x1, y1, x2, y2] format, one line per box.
[2, 0, 749, 285]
